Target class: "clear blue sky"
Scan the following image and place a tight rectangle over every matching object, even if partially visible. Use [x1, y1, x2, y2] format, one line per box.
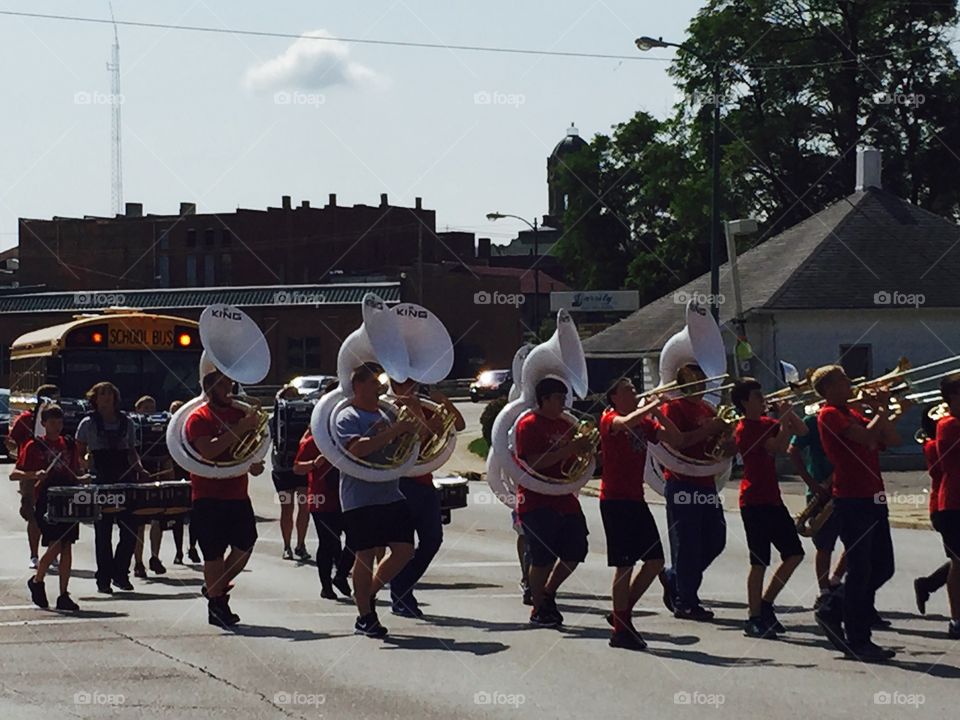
[0, 0, 706, 253]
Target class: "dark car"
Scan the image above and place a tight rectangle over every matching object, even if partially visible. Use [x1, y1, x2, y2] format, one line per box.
[0, 388, 10, 459]
[469, 369, 512, 402]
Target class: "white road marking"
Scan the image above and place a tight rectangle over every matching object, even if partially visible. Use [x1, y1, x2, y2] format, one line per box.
[0, 616, 135, 627]
[0, 605, 39, 611]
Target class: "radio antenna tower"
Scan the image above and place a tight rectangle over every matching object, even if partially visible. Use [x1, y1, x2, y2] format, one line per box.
[107, 3, 123, 215]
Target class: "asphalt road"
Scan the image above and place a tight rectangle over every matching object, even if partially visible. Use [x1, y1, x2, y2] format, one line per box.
[0, 402, 957, 719]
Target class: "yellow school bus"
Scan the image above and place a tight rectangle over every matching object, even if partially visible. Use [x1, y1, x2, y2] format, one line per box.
[9, 308, 201, 418]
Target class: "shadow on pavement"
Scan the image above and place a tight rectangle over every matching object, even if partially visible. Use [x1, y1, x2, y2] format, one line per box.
[647, 647, 818, 669]
[416, 581, 501, 591]
[229, 624, 345, 642]
[381, 634, 509, 656]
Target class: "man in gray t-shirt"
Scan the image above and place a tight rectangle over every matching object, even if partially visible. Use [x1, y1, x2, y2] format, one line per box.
[335, 363, 416, 638]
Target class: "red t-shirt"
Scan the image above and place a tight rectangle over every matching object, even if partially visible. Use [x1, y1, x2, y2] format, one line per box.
[599, 407, 659, 501]
[923, 440, 942, 515]
[817, 404, 883, 499]
[16, 435, 81, 500]
[184, 402, 249, 501]
[514, 411, 581, 515]
[9, 411, 35, 448]
[293, 435, 340, 513]
[661, 398, 718, 488]
[736, 417, 782, 507]
[936, 415, 960, 512]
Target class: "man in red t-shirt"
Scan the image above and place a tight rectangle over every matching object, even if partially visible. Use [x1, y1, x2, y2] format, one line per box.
[6, 384, 60, 569]
[185, 371, 265, 627]
[388, 379, 465, 618]
[659, 364, 732, 621]
[934, 375, 960, 639]
[515, 377, 593, 628]
[12, 404, 84, 612]
[599, 378, 681, 650]
[294, 427, 353, 600]
[731, 378, 809, 639]
[914, 409, 950, 616]
[812, 364, 908, 662]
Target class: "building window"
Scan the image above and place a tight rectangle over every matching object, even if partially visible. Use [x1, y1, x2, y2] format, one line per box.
[157, 255, 170, 287]
[220, 253, 232, 285]
[186, 229, 197, 247]
[839, 344, 871, 381]
[287, 337, 323, 371]
[204, 254, 215, 286]
[221, 228, 232, 245]
[204, 228, 215, 246]
[158, 228, 170, 250]
[186, 254, 198, 286]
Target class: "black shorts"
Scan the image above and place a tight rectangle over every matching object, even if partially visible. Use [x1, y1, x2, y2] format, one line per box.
[741, 504, 804, 567]
[938, 510, 960, 561]
[272, 470, 305, 494]
[35, 494, 80, 546]
[521, 508, 589, 567]
[18, 479, 36, 523]
[811, 505, 841, 552]
[342, 500, 414, 552]
[931, 511, 942, 534]
[191, 498, 258, 560]
[599, 499, 664, 567]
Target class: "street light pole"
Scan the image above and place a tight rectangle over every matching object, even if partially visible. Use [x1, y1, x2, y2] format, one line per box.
[486, 211, 541, 339]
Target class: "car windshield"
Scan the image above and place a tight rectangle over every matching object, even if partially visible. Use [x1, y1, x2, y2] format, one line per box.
[0, 390, 9, 415]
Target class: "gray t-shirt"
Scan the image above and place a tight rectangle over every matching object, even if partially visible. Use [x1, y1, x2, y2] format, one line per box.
[336, 405, 404, 512]
[76, 414, 137, 450]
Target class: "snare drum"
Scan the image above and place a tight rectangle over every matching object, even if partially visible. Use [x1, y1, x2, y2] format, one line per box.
[433, 475, 469, 525]
[95, 483, 137, 515]
[160, 480, 192, 518]
[128, 482, 167, 519]
[45, 485, 102, 524]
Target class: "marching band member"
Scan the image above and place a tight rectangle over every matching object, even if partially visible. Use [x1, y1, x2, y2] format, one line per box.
[294, 425, 353, 600]
[185, 371, 265, 627]
[660, 364, 732, 621]
[515, 377, 592, 628]
[271, 385, 311, 562]
[788, 411, 845, 607]
[336, 364, 416, 638]
[16, 405, 83, 612]
[915, 408, 950, 614]
[599, 378, 681, 650]
[132, 395, 167, 578]
[388, 379, 465, 618]
[731, 379, 808, 638]
[934, 375, 960, 639]
[812, 365, 908, 662]
[6, 383, 60, 569]
[76, 382, 144, 594]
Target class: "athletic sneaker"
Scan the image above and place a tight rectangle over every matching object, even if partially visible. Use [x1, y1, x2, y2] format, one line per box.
[282, 547, 294, 561]
[173, 553, 185, 565]
[208, 597, 240, 627]
[948, 620, 960, 640]
[661, 571, 677, 613]
[522, 587, 533, 607]
[744, 616, 778, 639]
[392, 603, 424, 619]
[914, 578, 930, 615]
[846, 641, 896, 663]
[113, 576, 134, 591]
[333, 575, 352, 598]
[294, 545, 311, 561]
[29, 556, 38, 570]
[674, 605, 714, 622]
[149, 557, 167, 575]
[354, 612, 388, 638]
[609, 629, 647, 650]
[27, 577, 48, 609]
[529, 605, 563, 628]
[96, 583, 113, 595]
[56, 593, 80, 613]
[319, 587, 337, 600]
[761, 601, 786, 634]
[133, 562, 147, 579]
[187, 547, 201, 563]
[542, 595, 564, 624]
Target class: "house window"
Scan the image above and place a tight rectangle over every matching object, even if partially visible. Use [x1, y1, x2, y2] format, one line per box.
[157, 255, 170, 287]
[186, 229, 197, 247]
[287, 337, 323, 371]
[204, 254, 216, 286]
[221, 228, 232, 245]
[158, 228, 170, 250]
[839, 344, 871, 381]
[204, 228, 215, 246]
[220, 253, 232, 285]
[186, 255, 198, 285]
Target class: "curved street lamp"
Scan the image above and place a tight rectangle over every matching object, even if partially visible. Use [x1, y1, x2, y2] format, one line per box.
[487, 212, 541, 337]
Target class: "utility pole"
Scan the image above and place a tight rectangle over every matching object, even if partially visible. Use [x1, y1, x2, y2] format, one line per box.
[107, 3, 123, 215]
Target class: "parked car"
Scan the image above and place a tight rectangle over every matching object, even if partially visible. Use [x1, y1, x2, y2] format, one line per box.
[0, 388, 10, 459]
[289, 375, 337, 397]
[469, 369, 512, 402]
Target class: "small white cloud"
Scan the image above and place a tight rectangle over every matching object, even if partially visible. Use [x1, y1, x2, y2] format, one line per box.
[245, 29, 379, 92]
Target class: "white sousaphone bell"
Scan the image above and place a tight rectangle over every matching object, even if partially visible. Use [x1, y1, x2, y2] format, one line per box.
[487, 310, 597, 501]
[643, 299, 732, 495]
[166, 304, 272, 478]
[311, 293, 457, 482]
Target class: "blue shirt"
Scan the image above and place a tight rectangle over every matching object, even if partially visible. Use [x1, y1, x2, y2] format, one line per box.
[790, 414, 834, 498]
[336, 405, 405, 512]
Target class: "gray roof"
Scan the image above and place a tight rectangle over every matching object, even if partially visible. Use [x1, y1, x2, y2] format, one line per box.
[0, 282, 401, 314]
[583, 188, 960, 355]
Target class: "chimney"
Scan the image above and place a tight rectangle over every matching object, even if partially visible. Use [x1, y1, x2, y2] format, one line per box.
[328, 193, 337, 207]
[855, 148, 882, 191]
[124, 202, 143, 218]
[300, 200, 311, 209]
[380, 193, 389, 207]
[179, 202, 196, 216]
[415, 197, 423, 210]
[477, 237, 491, 259]
[282, 195, 292, 210]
